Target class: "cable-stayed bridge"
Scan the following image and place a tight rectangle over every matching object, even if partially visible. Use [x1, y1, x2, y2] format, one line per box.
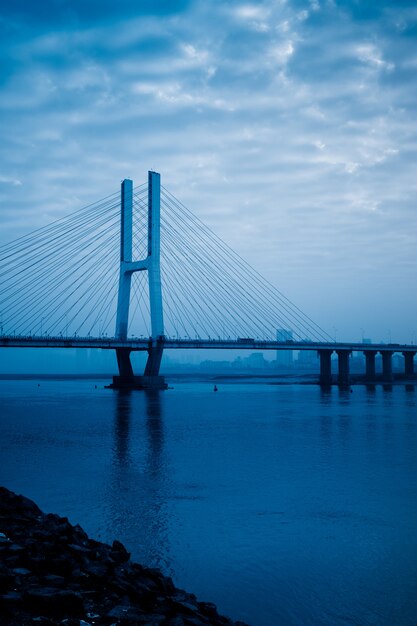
[0, 171, 415, 388]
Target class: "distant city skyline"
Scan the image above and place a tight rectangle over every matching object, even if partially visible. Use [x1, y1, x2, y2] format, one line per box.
[276, 328, 294, 366]
[1, 1, 417, 343]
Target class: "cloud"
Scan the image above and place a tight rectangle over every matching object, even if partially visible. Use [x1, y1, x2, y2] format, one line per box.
[0, 0, 417, 341]
[0, 176, 22, 186]
[355, 43, 394, 71]
[268, 40, 295, 66]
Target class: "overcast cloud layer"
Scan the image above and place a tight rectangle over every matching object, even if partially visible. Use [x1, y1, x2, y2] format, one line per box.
[1, 0, 417, 342]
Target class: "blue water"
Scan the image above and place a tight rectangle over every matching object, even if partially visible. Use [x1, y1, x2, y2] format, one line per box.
[1, 378, 417, 625]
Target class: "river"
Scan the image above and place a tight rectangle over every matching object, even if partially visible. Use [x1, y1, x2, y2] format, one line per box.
[1, 377, 416, 625]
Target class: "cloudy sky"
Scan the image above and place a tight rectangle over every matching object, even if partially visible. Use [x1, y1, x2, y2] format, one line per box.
[1, 0, 417, 343]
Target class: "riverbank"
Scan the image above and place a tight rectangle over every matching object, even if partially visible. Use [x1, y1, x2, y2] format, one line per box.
[0, 487, 249, 626]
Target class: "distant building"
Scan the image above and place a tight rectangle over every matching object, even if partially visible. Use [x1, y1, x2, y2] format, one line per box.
[246, 352, 267, 369]
[229, 353, 269, 371]
[298, 348, 316, 366]
[276, 329, 293, 367]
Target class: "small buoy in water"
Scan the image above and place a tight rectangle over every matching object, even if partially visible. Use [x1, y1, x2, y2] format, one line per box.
[214, 385, 218, 392]
[95, 385, 97, 389]
[37, 384, 40, 387]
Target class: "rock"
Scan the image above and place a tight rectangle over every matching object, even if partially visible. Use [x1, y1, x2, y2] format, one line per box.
[0, 590, 23, 606]
[169, 598, 201, 615]
[8, 543, 25, 553]
[43, 574, 66, 586]
[106, 603, 144, 620]
[82, 562, 109, 579]
[12, 567, 32, 576]
[199, 601, 219, 618]
[167, 617, 187, 626]
[110, 539, 130, 563]
[24, 587, 84, 617]
[47, 556, 77, 577]
[0, 565, 14, 593]
[0, 486, 250, 626]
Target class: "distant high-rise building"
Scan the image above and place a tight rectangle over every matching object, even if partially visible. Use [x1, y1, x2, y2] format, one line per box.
[276, 329, 293, 367]
[298, 345, 316, 366]
[246, 352, 267, 369]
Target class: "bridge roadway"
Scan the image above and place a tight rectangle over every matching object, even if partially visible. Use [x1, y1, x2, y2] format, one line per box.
[0, 335, 416, 352]
[1, 335, 416, 385]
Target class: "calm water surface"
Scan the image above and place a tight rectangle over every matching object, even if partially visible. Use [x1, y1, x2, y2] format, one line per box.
[1, 379, 417, 625]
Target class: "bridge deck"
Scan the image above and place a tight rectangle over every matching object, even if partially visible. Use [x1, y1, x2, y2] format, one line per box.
[0, 336, 415, 353]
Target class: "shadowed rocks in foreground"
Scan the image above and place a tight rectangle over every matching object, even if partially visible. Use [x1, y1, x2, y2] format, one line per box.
[0, 487, 249, 626]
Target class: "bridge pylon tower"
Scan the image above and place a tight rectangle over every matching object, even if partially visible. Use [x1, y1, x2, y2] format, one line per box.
[111, 171, 167, 390]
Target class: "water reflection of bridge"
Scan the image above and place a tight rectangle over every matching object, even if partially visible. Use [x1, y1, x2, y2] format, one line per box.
[109, 390, 172, 573]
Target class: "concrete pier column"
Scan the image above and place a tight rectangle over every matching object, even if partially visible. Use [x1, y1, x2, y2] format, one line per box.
[381, 351, 393, 382]
[111, 348, 136, 389]
[116, 348, 133, 378]
[364, 350, 377, 382]
[318, 350, 332, 386]
[138, 338, 167, 389]
[337, 350, 350, 387]
[403, 351, 416, 378]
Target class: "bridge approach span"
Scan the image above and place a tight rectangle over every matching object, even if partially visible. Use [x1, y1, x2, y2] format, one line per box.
[1, 336, 416, 386]
[1, 336, 416, 354]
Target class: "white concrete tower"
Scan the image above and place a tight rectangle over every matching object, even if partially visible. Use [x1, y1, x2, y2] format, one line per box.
[115, 179, 134, 339]
[113, 172, 166, 388]
[115, 173, 165, 341]
[147, 171, 164, 339]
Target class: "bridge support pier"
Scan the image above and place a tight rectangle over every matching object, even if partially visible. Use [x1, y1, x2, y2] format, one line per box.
[381, 351, 393, 383]
[364, 350, 377, 382]
[139, 341, 167, 389]
[337, 350, 350, 387]
[318, 350, 332, 386]
[111, 346, 167, 390]
[145, 343, 164, 377]
[111, 348, 135, 389]
[116, 348, 133, 377]
[403, 351, 415, 378]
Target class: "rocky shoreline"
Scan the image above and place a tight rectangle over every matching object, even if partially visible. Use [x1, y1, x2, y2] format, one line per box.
[0, 487, 249, 626]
